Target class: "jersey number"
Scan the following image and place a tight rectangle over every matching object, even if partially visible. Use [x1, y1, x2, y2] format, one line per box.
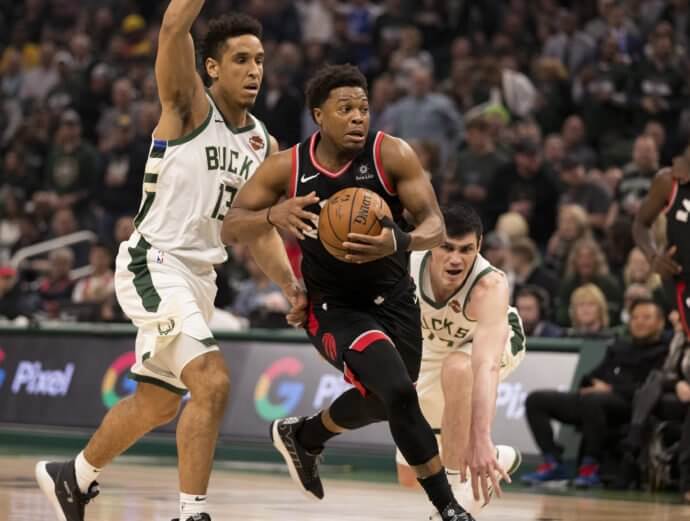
[211, 183, 237, 220]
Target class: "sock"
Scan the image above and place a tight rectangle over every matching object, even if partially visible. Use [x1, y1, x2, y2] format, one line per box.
[297, 412, 339, 452]
[418, 468, 461, 516]
[74, 451, 101, 494]
[180, 492, 207, 519]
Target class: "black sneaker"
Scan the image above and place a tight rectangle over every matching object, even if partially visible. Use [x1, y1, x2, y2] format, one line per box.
[430, 502, 476, 521]
[171, 515, 211, 521]
[270, 416, 324, 500]
[35, 460, 99, 521]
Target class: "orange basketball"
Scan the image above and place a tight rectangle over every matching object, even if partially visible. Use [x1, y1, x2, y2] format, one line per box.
[318, 187, 392, 262]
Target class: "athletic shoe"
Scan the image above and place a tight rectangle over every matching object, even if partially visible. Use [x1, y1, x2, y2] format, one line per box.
[429, 502, 476, 521]
[572, 458, 601, 489]
[270, 416, 324, 500]
[171, 514, 211, 521]
[450, 445, 521, 518]
[35, 460, 99, 521]
[520, 455, 568, 486]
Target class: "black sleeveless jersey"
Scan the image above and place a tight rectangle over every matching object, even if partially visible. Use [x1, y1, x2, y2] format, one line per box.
[289, 131, 410, 302]
[666, 179, 690, 282]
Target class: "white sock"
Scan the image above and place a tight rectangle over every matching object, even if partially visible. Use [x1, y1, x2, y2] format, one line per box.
[74, 451, 101, 493]
[180, 492, 207, 519]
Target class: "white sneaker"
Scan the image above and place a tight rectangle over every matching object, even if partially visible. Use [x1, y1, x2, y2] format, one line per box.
[429, 445, 521, 520]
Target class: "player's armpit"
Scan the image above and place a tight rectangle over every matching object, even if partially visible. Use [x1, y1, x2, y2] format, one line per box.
[379, 134, 444, 251]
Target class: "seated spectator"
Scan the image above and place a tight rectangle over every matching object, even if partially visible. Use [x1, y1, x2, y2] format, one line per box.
[558, 155, 612, 231]
[34, 248, 75, 318]
[232, 253, 289, 329]
[557, 237, 622, 326]
[481, 231, 515, 294]
[565, 283, 613, 338]
[72, 243, 114, 306]
[561, 115, 598, 170]
[495, 211, 529, 244]
[545, 204, 592, 276]
[617, 313, 690, 499]
[511, 236, 559, 299]
[515, 285, 563, 338]
[620, 283, 653, 325]
[0, 265, 31, 319]
[623, 247, 668, 312]
[522, 298, 669, 488]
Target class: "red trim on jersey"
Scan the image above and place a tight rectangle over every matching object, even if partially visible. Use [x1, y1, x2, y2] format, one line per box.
[676, 281, 690, 338]
[348, 330, 393, 352]
[343, 363, 368, 397]
[288, 144, 299, 198]
[663, 178, 679, 215]
[373, 131, 396, 196]
[309, 132, 353, 178]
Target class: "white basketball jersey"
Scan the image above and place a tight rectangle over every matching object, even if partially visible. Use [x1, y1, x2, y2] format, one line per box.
[133, 92, 270, 267]
[410, 251, 517, 352]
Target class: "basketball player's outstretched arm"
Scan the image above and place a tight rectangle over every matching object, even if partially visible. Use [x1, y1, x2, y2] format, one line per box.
[465, 272, 511, 504]
[633, 168, 682, 278]
[343, 135, 444, 263]
[154, 0, 209, 141]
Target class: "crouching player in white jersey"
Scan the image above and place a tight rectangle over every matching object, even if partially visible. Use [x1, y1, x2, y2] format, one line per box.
[35, 3, 304, 521]
[396, 204, 526, 519]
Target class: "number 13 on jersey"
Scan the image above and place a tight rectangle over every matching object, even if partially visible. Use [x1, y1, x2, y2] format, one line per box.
[211, 183, 237, 220]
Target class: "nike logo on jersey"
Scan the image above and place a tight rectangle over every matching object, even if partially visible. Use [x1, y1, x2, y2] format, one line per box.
[300, 173, 319, 183]
[214, 118, 224, 123]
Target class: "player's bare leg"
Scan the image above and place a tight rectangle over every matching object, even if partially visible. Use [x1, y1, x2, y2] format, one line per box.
[84, 383, 182, 467]
[177, 350, 230, 494]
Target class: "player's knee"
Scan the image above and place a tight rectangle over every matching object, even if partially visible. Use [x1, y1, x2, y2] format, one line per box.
[133, 384, 182, 426]
[385, 380, 419, 419]
[200, 369, 231, 412]
[441, 352, 472, 387]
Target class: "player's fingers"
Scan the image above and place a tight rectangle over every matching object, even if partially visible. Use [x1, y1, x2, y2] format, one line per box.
[296, 210, 320, 223]
[498, 464, 511, 484]
[342, 241, 376, 253]
[481, 473, 490, 504]
[490, 466, 504, 498]
[287, 225, 304, 240]
[471, 469, 480, 501]
[289, 215, 314, 233]
[346, 232, 379, 244]
[295, 192, 320, 207]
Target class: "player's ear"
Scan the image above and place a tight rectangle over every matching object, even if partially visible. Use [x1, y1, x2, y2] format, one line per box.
[476, 235, 483, 252]
[205, 57, 220, 81]
[313, 107, 323, 126]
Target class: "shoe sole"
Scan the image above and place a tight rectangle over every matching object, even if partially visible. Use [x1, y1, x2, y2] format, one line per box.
[270, 421, 321, 502]
[35, 461, 67, 521]
[496, 445, 522, 476]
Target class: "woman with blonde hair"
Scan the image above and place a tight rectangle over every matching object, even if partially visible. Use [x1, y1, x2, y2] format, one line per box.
[545, 204, 592, 275]
[622, 247, 669, 319]
[566, 283, 611, 337]
[557, 237, 622, 326]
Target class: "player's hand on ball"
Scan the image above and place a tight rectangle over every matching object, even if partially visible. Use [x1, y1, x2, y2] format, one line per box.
[342, 209, 398, 263]
[469, 437, 510, 507]
[270, 192, 320, 240]
[282, 282, 308, 327]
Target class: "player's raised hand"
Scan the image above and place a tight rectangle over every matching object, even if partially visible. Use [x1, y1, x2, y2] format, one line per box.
[468, 436, 510, 507]
[282, 281, 308, 328]
[269, 192, 320, 240]
[651, 245, 682, 278]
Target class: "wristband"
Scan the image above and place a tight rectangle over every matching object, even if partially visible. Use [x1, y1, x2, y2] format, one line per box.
[380, 216, 411, 252]
[266, 206, 274, 226]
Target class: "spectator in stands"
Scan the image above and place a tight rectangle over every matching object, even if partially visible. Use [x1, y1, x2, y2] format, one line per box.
[481, 231, 515, 295]
[232, 250, 289, 329]
[565, 283, 612, 338]
[97, 77, 141, 153]
[620, 283, 653, 325]
[545, 204, 592, 276]
[72, 242, 114, 306]
[511, 236, 559, 299]
[644, 120, 673, 166]
[113, 215, 134, 246]
[543, 133, 566, 174]
[33, 109, 100, 222]
[78, 63, 112, 142]
[542, 10, 595, 76]
[515, 285, 562, 338]
[382, 64, 462, 166]
[254, 67, 303, 148]
[561, 115, 598, 169]
[97, 113, 146, 232]
[445, 116, 506, 217]
[389, 25, 434, 92]
[408, 139, 441, 193]
[486, 139, 560, 246]
[523, 298, 668, 488]
[495, 211, 529, 244]
[48, 207, 89, 268]
[532, 58, 572, 137]
[623, 247, 668, 313]
[1, 47, 24, 98]
[609, 135, 659, 222]
[558, 156, 611, 231]
[19, 39, 59, 102]
[0, 265, 31, 320]
[34, 247, 75, 318]
[557, 238, 622, 326]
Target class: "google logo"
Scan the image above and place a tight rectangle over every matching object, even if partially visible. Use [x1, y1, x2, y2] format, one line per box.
[254, 357, 304, 421]
[101, 351, 137, 408]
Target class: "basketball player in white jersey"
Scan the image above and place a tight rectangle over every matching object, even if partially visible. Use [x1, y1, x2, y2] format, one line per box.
[396, 204, 526, 519]
[35, 3, 303, 521]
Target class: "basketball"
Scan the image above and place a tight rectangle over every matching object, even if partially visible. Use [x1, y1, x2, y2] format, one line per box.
[318, 187, 392, 262]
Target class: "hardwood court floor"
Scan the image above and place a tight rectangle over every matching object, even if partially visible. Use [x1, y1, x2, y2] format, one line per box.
[2, 455, 690, 520]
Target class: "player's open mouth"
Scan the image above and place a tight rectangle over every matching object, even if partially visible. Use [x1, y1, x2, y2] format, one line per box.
[345, 130, 365, 141]
[243, 84, 259, 94]
[446, 269, 462, 276]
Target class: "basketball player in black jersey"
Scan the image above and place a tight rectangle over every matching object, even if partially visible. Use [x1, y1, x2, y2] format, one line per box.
[223, 65, 473, 521]
[633, 144, 689, 334]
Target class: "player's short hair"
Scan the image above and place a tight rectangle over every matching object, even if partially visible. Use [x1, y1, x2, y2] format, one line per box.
[305, 64, 368, 122]
[200, 14, 263, 63]
[442, 203, 483, 242]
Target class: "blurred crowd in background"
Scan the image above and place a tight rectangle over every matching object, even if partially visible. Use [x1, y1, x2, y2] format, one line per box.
[0, 0, 688, 331]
